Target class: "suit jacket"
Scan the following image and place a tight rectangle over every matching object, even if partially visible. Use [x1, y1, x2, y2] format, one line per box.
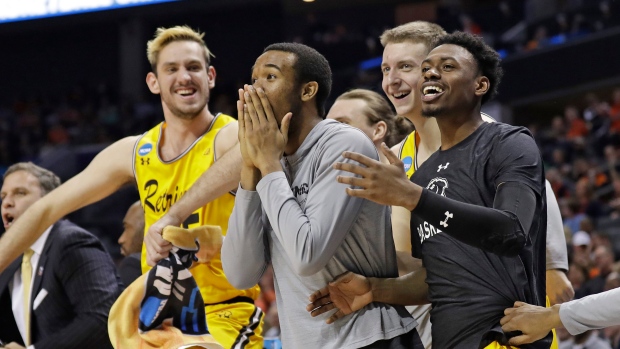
[0, 220, 122, 349]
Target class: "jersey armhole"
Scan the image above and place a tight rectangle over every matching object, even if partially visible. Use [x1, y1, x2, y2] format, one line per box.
[132, 132, 147, 190]
[212, 118, 237, 197]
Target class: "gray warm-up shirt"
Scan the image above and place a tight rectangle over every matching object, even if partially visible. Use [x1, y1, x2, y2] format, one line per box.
[545, 180, 569, 271]
[560, 287, 620, 334]
[222, 119, 417, 349]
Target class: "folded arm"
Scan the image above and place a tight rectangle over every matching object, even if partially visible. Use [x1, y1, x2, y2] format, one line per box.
[0, 136, 136, 272]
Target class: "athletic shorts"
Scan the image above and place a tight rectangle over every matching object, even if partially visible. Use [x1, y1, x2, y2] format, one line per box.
[205, 297, 264, 349]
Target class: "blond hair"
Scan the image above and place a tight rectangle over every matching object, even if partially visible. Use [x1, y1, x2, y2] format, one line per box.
[336, 89, 413, 147]
[379, 21, 447, 51]
[146, 25, 214, 73]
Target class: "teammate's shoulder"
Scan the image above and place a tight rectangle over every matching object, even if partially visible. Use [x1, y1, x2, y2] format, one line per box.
[321, 119, 376, 151]
[323, 119, 369, 140]
[107, 135, 142, 152]
[485, 121, 531, 136]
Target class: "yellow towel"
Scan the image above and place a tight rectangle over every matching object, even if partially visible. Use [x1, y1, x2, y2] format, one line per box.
[108, 225, 224, 349]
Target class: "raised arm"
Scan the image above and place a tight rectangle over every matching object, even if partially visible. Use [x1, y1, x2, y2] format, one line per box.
[144, 122, 241, 266]
[336, 130, 544, 257]
[0, 136, 136, 272]
[159, 122, 240, 225]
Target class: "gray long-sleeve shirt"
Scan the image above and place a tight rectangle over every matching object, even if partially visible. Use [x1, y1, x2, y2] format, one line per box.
[545, 180, 569, 271]
[560, 287, 620, 335]
[223, 119, 416, 349]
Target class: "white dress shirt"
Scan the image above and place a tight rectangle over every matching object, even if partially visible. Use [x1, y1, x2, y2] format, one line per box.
[9, 226, 52, 349]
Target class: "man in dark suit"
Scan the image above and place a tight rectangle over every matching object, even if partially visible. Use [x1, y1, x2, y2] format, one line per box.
[0, 162, 121, 349]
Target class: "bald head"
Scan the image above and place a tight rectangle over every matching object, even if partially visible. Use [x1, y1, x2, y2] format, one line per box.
[118, 201, 145, 257]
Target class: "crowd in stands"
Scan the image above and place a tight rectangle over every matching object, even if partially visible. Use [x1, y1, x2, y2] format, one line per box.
[529, 87, 620, 348]
[1, 3, 620, 346]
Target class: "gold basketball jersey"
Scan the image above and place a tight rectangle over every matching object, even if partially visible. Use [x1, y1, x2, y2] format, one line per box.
[398, 130, 419, 179]
[134, 114, 260, 304]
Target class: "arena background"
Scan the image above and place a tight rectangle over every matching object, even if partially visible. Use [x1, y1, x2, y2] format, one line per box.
[1, 0, 619, 280]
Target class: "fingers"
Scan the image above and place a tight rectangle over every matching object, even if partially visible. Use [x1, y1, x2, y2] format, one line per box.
[244, 90, 261, 127]
[281, 112, 292, 141]
[309, 300, 336, 318]
[327, 309, 347, 324]
[309, 286, 331, 302]
[333, 161, 369, 178]
[237, 99, 245, 139]
[380, 143, 401, 166]
[238, 89, 252, 133]
[255, 87, 277, 124]
[514, 301, 526, 307]
[508, 335, 531, 346]
[245, 85, 268, 124]
[145, 229, 172, 266]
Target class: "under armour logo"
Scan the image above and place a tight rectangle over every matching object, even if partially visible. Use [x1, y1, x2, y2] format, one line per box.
[437, 162, 450, 172]
[141, 158, 150, 165]
[440, 211, 453, 227]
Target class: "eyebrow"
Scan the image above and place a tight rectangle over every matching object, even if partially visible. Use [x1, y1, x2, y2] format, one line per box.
[251, 63, 283, 74]
[381, 59, 417, 67]
[421, 56, 455, 65]
[161, 59, 203, 67]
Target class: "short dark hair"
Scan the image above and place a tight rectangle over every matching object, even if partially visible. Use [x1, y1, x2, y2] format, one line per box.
[3, 162, 61, 195]
[263, 43, 332, 117]
[432, 32, 503, 105]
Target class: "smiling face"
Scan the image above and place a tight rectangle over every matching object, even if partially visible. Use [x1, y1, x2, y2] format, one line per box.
[1, 170, 44, 230]
[327, 98, 379, 143]
[147, 40, 215, 120]
[251, 50, 303, 126]
[381, 41, 429, 117]
[419, 44, 485, 118]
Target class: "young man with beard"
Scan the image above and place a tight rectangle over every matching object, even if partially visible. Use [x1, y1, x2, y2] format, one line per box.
[308, 32, 552, 349]
[0, 26, 263, 349]
[221, 43, 421, 349]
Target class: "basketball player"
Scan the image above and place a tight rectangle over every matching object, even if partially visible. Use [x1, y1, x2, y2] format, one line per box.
[0, 26, 263, 349]
[309, 32, 552, 349]
[223, 43, 421, 348]
[366, 21, 570, 349]
[326, 89, 413, 162]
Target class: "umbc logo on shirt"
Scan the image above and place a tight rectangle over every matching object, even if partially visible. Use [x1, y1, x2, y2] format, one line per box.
[139, 143, 153, 157]
[402, 156, 413, 172]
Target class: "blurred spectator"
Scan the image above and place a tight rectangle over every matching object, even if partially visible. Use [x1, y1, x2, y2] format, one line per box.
[565, 105, 588, 142]
[580, 245, 616, 296]
[117, 201, 144, 289]
[559, 330, 612, 349]
[568, 261, 590, 294]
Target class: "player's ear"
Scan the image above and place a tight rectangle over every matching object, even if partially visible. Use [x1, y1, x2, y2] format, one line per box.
[146, 72, 160, 94]
[474, 76, 489, 98]
[301, 81, 318, 102]
[373, 121, 388, 143]
[207, 65, 216, 89]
